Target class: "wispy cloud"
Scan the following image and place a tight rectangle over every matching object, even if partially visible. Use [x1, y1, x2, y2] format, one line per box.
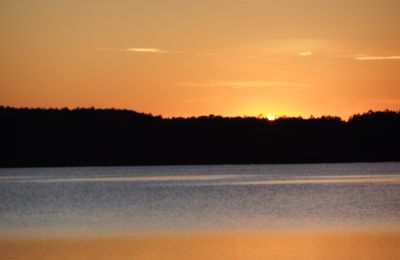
[355, 55, 400, 61]
[298, 51, 313, 57]
[369, 98, 400, 104]
[97, 47, 168, 53]
[178, 81, 308, 89]
[97, 47, 215, 56]
[125, 48, 167, 53]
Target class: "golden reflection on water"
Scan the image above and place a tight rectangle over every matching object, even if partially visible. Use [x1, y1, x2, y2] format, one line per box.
[1, 230, 400, 260]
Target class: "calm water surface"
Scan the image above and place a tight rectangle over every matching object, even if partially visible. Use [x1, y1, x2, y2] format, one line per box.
[1, 163, 400, 235]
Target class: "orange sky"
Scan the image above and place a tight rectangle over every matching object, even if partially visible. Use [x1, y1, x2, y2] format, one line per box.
[1, 0, 399, 119]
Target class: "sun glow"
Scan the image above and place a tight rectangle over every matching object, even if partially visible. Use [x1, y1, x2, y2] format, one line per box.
[267, 115, 276, 121]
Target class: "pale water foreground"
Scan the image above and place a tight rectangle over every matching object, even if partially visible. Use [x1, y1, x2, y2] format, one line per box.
[1, 163, 400, 259]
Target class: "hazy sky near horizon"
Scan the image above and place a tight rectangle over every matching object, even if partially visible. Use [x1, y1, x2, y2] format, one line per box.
[1, 0, 399, 118]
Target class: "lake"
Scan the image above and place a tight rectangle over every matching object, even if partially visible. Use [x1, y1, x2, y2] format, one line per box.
[1, 163, 400, 259]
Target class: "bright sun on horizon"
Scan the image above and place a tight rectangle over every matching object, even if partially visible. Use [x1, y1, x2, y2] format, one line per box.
[267, 115, 277, 121]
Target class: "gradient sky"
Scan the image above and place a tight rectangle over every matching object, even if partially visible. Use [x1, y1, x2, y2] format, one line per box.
[1, 0, 399, 118]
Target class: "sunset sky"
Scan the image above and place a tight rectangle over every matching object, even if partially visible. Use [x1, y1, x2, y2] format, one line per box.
[1, 0, 399, 118]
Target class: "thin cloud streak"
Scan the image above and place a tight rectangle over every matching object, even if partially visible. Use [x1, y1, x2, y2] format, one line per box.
[355, 55, 400, 61]
[298, 51, 312, 56]
[126, 48, 167, 53]
[97, 47, 215, 56]
[178, 81, 309, 89]
[97, 47, 168, 53]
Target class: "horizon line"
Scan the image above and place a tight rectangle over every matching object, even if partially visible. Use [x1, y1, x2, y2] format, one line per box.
[1, 105, 399, 121]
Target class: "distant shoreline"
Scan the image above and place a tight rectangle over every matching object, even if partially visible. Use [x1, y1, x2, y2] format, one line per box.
[1, 107, 399, 167]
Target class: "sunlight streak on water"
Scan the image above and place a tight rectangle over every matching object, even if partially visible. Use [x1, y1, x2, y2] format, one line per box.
[0, 174, 237, 183]
[226, 176, 400, 186]
[2, 173, 400, 185]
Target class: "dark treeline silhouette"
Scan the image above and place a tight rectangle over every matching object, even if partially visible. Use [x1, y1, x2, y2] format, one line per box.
[1, 106, 399, 167]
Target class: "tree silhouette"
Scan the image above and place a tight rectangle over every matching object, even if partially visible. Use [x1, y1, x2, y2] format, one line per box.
[0, 106, 399, 167]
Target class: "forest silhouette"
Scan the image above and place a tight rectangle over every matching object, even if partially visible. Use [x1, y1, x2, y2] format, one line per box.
[1, 106, 399, 167]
